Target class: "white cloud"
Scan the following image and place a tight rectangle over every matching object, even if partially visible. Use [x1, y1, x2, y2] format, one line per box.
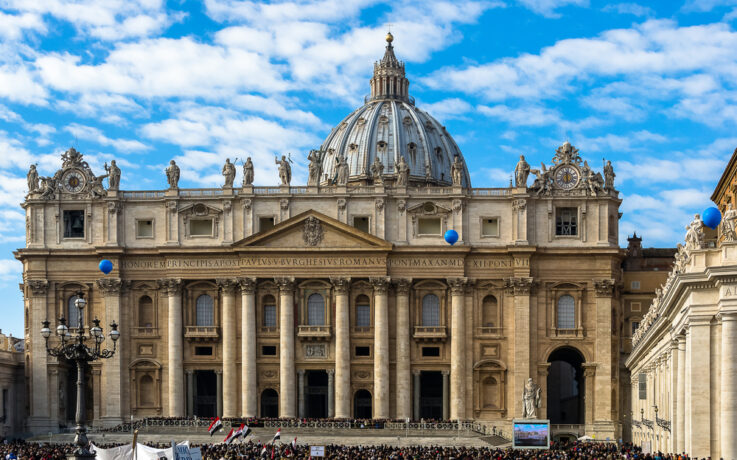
[478, 104, 561, 126]
[420, 98, 473, 122]
[603, 3, 653, 17]
[682, 0, 737, 12]
[65, 124, 149, 153]
[0, 259, 22, 282]
[516, 0, 588, 17]
[0, 11, 45, 40]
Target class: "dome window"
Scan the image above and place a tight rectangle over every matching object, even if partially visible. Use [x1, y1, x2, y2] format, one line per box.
[378, 115, 389, 124]
[357, 118, 366, 125]
[377, 140, 387, 152]
[349, 143, 358, 151]
[435, 147, 443, 158]
[408, 142, 417, 162]
[402, 116, 412, 125]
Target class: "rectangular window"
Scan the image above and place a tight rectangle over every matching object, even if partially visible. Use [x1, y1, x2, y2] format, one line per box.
[259, 216, 275, 232]
[631, 302, 641, 312]
[555, 207, 578, 236]
[190, 219, 213, 236]
[631, 321, 640, 336]
[136, 219, 153, 238]
[262, 345, 277, 356]
[631, 281, 641, 290]
[353, 216, 370, 233]
[638, 373, 647, 400]
[355, 304, 371, 327]
[194, 346, 213, 356]
[355, 346, 370, 357]
[418, 217, 441, 235]
[422, 347, 440, 357]
[263, 305, 277, 327]
[481, 218, 499, 237]
[63, 210, 85, 238]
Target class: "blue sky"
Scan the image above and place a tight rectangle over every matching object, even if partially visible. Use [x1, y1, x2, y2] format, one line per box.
[1, 0, 737, 335]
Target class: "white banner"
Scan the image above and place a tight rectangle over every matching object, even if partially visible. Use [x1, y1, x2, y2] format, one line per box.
[90, 441, 191, 460]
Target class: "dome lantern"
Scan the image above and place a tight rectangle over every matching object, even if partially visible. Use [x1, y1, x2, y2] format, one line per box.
[370, 32, 411, 103]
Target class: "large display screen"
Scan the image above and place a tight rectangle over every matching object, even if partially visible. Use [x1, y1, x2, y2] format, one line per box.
[512, 420, 550, 449]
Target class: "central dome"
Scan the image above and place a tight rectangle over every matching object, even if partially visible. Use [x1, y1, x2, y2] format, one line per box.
[319, 35, 471, 188]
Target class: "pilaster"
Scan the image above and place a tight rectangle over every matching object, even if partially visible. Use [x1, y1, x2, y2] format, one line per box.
[217, 278, 238, 417]
[275, 277, 296, 418]
[394, 278, 412, 420]
[27, 279, 53, 432]
[239, 277, 257, 417]
[161, 278, 184, 416]
[505, 276, 533, 418]
[371, 276, 391, 419]
[447, 277, 467, 420]
[96, 277, 123, 426]
[330, 277, 351, 419]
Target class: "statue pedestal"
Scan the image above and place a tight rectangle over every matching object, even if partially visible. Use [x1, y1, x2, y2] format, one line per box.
[165, 188, 179, 197]
[241, 185, 253, 195]
[222, 187, 234, 196]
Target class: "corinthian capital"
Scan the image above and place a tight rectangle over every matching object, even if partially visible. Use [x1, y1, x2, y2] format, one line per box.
[447, 277, 468, 295]
[97, 277, 122, 296]
[238, 277, 257, 294]
[27, 279, 49, 297]
[370, 276, 391, 294]
[593, 279, 616, 297]
[274, 277, 295, 292]
[330, 277, 351, 294]
[394, 278, 412, 295]
[504, 277, 534, 295]
[160, 278, 183, 296]
[216, 278, 238, 294]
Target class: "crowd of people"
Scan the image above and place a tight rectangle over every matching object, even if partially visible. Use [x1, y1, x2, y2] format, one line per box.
[0, 439, 702, 460]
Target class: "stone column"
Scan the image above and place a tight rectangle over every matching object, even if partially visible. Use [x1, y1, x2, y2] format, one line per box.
[447, 277, 467, 420]
[26, 280, 51, 432]
[276, 277, 296, 418]
[582, 364, 596, 427]
[97, 277, 123, 425]
[676, 333, 686, 454]
[687, 318, 711, 458]
[669, 339, 678, 454]
[721, 312, 737, 460]
[413, 370, 421, 420]
[162, 279, 184, 417]
[593, 279, 615, 426]
[394, 279, 412, 420]
[298, 369, 305, 418]
[216, 370, 223, 417]
[330, 277, 351, 419]
[371, 277, 391, 419]
[186, 370, 194, 417]
[442, 371, 449, 420]
[217, 278, 238, 417]
[327, 369, 335, 418]
[506, 277, 533, 417]
[239, 278, 257, 417]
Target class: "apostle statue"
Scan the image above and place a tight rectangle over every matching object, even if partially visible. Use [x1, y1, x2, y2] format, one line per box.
[307, 150, 322, 186]
[514, 155, 530, 187]
[451, 155, 464, 186]
[723, 203, 737, 242]
[242, 157, 254, 186]
[166, 160, 180, 189]
[27, 164, 39, 193]
[105, 160, 121, 190]
[334, 153, 349, 185]
[685, 214, 705, 251]
[275, 154, 291, 186]
[222, 158, 236, 188]
[522, 378, 542, 419]
[603, 159, 615, 190]
[370, 156, 384, 184]
[396, 155, 410, 186]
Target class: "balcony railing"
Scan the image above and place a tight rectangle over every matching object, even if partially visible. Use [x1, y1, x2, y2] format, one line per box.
[552, 327, 584, 338]
[297, 325, 331, 341]
[476, 326, 503, 337]
[184, 326, 219, 341]
[132, 327, 158, 336]
[259, 326, 278, 335]
[413, 326, 447, 341]
[351, 326, 373, 335]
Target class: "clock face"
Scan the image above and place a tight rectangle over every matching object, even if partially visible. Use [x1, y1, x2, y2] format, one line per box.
[554, 165, 580, 190]
[62, 169, 86, 193]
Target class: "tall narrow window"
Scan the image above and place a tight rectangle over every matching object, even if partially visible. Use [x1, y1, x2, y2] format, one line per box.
[555, 207, 578, 236]
[138, 295, 154, 328]
[557, 295, 575, 329]
[195, 294, 214, 326]
[355, 295, 371, 327]
[67, 295, 81, 328]
[263, 295, 277, 327]
[307, 293, 325, 326]
[139, 375, 154, 406]
[421, 294, 440, 327]
[638, 373, 647, 400]
[482, 295, 498, 327]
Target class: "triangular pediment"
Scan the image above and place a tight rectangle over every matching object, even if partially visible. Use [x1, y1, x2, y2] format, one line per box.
[233, 210, 393, 251]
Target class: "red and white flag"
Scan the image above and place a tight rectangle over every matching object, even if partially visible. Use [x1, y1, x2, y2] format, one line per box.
[223, 428, 235, 444]
[207, 417, 223, 436]
[291, 437, 297, 452]
[232, 424, 246, 440]
[271, 428, 281, 442]
[260, 446, 267, 457]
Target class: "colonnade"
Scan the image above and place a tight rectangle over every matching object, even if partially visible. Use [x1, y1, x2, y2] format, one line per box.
[162, 276, 469, 420]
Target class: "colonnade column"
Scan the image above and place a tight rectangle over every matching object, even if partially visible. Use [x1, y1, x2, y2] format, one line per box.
[506, 276, 533, 417]
[218, 278, 238, 418]
[327, 369, 335, 418]
[448, 277, 467, 420]
[676, 334, 686, 455]
[413, 370, 421, 420]
[276, 277, 296, 418]
[98, 277, 123, 425]
[687, 318, 711, 458]
[668, 339, 678, 454]
[26, 280, 51, 430]
[582, 363, 596, 427]
[593, 279, 615, 426]
[394, 279, 412, 420]
[720, 311, 737, 460]
[239, 278, 257, 417]
[371, 277, 391, 419]
[330, 277, 351, 419]
[162, 278, 184, 416]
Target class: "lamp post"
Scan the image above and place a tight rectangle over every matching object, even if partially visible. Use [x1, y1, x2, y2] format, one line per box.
[40, 292, 119, 460]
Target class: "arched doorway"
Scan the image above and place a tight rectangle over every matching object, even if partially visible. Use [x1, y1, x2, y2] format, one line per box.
[354, 390, 372, 418]
[194, 370, 217, 417]
[261, 389, 278, 418]
[547, 347, 584, 424]
[305, 371, 328, 418]
[420, 371, 443, 419]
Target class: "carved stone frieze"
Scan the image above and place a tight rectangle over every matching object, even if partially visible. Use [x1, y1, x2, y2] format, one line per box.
[512, 199, 526, 212]
[97, 277, 122, 296]
[337, 199, 346, 211]
[242, 199, 252, 210]
[452, 199, 463, 212]
[304, 344, 326, 358]
[302, 216, 324, 246]
[504, 277, 534, 295]
[27, 279, 49, 296]
[593, 278, 616, 297]
[354, 370, 371, 380]
[330, 277, 351, 294]
[370, 276, 391, 294]
[375, 199, 384, 211]
[262, 370, 277, 379]
[397, 200, 406, 214]
[107, 201, 122, 214]
[280, 199, 290, 210]
[238, 277, 257, 294]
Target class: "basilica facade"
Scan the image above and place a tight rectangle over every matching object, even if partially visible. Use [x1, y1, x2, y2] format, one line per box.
[18, 35, 624, 439]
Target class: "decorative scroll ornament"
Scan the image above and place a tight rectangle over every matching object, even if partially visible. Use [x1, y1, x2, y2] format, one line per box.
[302, 216, 324, 246]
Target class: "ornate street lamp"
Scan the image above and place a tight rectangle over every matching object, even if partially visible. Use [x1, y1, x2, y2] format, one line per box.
[41, 292, 119, 459]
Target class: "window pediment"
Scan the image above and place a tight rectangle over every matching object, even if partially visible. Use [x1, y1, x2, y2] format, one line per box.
[406, 202, 451, 216]
[178, 202, 223, 216]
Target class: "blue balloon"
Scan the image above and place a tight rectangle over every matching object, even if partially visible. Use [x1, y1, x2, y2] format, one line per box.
[444, 229, 459, 245]
[99, 259, 113, 275]
[702, 206, 722, 230]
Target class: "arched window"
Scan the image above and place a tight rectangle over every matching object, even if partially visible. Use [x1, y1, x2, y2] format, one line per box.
[262, 295, 277, 328]
[196, 294, 214, 326]
[260, 389, 278, 418]
[355, 295, 371, 328]
[422, 294, 440, 327]
[138, 295, 154, 328]
[67, 295, 81, 328]
[139, 375, 154, 406]
[307, 293, 325, 326]
[482, 295, 498, 327]
[557, 295, 575, 329]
